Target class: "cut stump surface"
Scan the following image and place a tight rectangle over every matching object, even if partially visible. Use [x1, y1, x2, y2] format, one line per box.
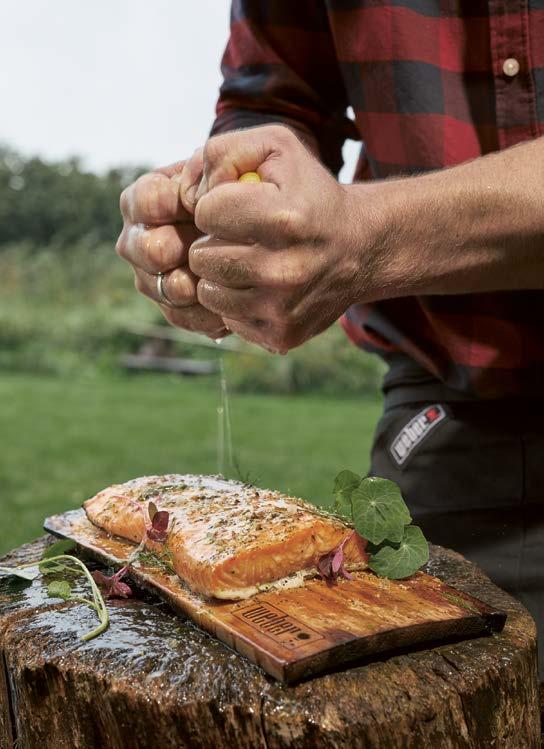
[0, 536, 540, 749]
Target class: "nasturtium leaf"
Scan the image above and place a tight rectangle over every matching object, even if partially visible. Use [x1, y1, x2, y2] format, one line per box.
[333, 470, 361, 519]
[367, 526, 429, 580]
[0, 565, 40, 581]
[47, 580, 72, 601]
[39, 560, 66, 575]
[351, 477, 411, 545]
[42, 540, 77, 560]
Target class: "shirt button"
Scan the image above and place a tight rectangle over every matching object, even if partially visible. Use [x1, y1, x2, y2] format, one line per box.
[503, 58, 520, 77]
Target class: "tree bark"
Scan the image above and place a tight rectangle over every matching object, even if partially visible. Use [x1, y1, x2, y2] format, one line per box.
[0, 537, 540, 749]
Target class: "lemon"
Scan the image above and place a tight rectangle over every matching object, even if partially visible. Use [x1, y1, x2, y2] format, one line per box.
[238, 171, 261, 183]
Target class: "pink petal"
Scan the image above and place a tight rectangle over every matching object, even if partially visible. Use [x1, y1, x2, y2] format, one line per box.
[146, 527, 167, 542]
[152, 511, 169, 533]
[331, 548, 344, 574]
[91, 570, 110, 587]
[111, 580, 132, 598]
[92, 568, 133, 599]
[317, 555, 333, 579]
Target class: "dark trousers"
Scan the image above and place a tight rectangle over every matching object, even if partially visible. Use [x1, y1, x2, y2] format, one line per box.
[370, 397, 544, 678]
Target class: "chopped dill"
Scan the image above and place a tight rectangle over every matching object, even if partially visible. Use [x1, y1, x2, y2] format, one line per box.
[136, 548, 176, 575]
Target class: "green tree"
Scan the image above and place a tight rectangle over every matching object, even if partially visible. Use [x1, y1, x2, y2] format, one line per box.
[0, 146, 147, 249]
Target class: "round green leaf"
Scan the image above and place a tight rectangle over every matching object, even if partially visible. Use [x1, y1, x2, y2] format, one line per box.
[39, 560, 66, 575]
[333, 470, 361, 518]
[351, 477, 411, 545]
[47, 580, 72, 601]
[42, 540, 77, 560]
[368, 526, 429, 580]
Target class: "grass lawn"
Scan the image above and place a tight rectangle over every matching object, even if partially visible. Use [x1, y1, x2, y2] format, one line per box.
[0, 372, 382, 556]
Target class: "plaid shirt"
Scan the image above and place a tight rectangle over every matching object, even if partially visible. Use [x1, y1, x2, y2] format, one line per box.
[211, 0, 544, 399]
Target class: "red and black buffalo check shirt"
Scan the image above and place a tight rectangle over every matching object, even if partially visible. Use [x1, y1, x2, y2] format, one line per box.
[211, 0, 544, 399]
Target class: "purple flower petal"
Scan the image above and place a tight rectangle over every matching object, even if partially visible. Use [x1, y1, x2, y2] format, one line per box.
[317, 555, 333, 579]
[111, 579, 132, 598]
[317, 531, 357, 584]
[331, 547, 344, 574]
[92, 568, 133, 599]
[146, 510, 170, 543]
[152, 511, 169, 533]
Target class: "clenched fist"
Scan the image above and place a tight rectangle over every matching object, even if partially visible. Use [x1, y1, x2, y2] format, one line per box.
[180, 125, 372, 353]
[116, 159, 229, 339]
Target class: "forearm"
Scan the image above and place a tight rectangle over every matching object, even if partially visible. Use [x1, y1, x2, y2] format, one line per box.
[346, 136, 544, 300]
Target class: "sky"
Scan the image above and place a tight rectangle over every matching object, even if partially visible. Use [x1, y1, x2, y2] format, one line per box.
[0, 1, 358, 179]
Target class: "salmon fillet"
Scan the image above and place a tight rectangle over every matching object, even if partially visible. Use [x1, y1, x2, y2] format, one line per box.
[83, 474, 368, 600]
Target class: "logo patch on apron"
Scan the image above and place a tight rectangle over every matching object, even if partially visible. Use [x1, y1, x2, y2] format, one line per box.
[390, 404, 447, 466]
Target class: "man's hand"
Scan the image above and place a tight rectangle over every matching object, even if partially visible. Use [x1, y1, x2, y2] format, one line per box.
[181, 126, 372, 353]
[116, 159, 229, 339]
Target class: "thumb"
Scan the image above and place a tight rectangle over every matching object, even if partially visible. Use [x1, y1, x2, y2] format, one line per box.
[175, 147, 204, 214]
[198, 124, 299, 199]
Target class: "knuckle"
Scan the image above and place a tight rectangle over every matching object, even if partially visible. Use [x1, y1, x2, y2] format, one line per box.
[266, 256, 304, 288]
[272, 208, 305, 244]
[223, 259, 253, 286]
[119, 187, 130, 217]
[170, 271, 197, 306]
[115, 230, 127, 259]
[137, 225, 183, 272]
[203, 136, 222, 165]
[133, 174, 169, 223]
[142, 184, 163, 224]
[193, 197, 214, 235]
[134, 274, 147, 296]
[141, 231, 168, 271]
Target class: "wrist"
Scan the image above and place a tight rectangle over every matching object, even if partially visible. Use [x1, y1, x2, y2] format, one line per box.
[340, 180, 409, 304]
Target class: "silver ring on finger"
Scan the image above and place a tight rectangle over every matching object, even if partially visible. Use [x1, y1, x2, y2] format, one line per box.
[156, 272, 178, 309]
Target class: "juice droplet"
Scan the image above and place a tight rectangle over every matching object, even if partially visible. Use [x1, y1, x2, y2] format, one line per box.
[216, 350, 234, 477]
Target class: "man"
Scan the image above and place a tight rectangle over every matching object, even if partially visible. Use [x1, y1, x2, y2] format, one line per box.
[116, 1, 544, 676]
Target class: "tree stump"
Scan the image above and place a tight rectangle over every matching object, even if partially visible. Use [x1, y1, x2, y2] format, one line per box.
[0, 537, 540, 749]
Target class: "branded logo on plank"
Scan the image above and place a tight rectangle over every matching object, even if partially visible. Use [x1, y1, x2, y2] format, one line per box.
[232, 600, 323, 649]
[390, 404, 447, 466]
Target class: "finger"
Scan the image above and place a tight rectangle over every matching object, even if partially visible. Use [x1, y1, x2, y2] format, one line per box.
[134, 266, 199, 308]
[120, 171, 193, 225]
[154, 160, 185, 178]
[177, 148, 204, 213]
[195, 181, 287, 244]
[197, 280, 282, 324]
[220, 317, 291, 354]
[189, 236, 312, 289]
[200, 124, 301, 193]
[117, 222, 201, 274]
[160, 303, 230, 339]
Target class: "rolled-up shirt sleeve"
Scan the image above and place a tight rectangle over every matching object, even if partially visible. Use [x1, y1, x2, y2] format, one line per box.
[211, 0, 359, 176]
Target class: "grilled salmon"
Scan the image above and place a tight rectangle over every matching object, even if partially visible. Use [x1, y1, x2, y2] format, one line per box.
[83, 474, 368, 600]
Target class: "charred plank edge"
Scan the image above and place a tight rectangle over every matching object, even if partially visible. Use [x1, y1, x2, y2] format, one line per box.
[284, 613, 503, 684]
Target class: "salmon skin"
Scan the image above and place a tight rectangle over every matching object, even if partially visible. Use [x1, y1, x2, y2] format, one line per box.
[84, 474, 368, 600]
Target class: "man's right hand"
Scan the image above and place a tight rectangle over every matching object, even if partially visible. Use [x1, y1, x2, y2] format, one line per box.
[116, 159, 229, 339]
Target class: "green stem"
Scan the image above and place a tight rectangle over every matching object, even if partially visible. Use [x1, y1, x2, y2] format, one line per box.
[70, 596, 99, 612]
[14, 554, 109, 641]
